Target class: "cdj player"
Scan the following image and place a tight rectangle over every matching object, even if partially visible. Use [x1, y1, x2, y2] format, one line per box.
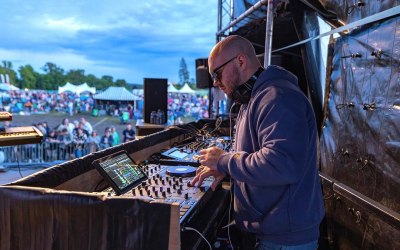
[160, 136, 232, 165]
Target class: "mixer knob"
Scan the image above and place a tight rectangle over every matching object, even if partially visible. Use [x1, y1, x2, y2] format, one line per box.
[154, 191, 158, 197]
[177, 189, 182, 195]
[161, 179, 165, 185]
[162, 191, 167, 197]
[167, 187, 171, 193]
[184, 193, 189, 199]
[178, 177, 183, 182]
[160, 187, 163, 192]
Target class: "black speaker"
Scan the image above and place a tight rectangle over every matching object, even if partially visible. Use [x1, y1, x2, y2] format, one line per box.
[195, 58, 213, 89]
[144, 78, 168, 123]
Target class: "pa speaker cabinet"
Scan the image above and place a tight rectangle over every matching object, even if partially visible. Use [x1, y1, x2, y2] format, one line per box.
[143, 78, 168, 123]
[195, 58, 212, 89]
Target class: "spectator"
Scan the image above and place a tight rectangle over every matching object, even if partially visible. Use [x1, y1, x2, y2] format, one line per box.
[122, 124, 136, 142]
[80, 117, 93, 134]
[57, 128, 73, 160]
[100, 128, 114, 149]
[56, 118, 74, 138]
[45, 129, 60, 160]
[110, 126, 120, 146]
[87, 130, 100, 153]
[73, 127, 87, 158]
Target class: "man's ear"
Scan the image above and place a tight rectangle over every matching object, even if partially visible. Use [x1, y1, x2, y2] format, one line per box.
[237, 54, 246, 67]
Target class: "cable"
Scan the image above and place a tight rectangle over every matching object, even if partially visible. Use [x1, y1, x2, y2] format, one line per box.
[182, 226, 212, 250]
[227, 102, 237, 250]
[229, 103, 237, 152]
[227, 179, 234, 250]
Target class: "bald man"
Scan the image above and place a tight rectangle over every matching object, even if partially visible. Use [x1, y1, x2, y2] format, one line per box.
[191, 35, 324, 249]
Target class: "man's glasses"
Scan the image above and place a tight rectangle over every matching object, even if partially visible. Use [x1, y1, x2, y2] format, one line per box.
[210, 56, 237, 82]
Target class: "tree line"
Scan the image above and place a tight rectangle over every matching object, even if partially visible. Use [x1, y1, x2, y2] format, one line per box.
[0, 61, 127, 91]
[0, 58, 199, 91]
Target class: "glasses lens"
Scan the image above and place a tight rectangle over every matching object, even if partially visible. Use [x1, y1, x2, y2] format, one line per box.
[210, 56, 236, 82]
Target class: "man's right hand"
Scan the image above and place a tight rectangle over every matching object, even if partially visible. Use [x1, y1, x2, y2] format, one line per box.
[191, 165, 225, 191]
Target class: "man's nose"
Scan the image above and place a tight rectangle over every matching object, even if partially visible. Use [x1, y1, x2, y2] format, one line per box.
[212, 79, 220, 87]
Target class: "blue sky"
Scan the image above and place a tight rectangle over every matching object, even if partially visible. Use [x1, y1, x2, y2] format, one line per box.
[0, 0, 218, 84]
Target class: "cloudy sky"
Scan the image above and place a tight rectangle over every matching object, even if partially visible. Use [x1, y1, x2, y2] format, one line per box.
[0, 0, 218, 84]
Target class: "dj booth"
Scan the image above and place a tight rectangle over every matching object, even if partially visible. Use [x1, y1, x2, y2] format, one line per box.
[0, 120, 231, 250]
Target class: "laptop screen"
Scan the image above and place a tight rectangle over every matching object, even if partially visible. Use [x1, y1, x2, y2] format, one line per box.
[93, 150, 147, 195]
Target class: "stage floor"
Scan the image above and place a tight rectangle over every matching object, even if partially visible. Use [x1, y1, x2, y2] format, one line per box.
[0, 167, 42, 185]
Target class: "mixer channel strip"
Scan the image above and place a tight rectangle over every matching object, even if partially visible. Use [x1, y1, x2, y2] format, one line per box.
[0, 126, 44, 146]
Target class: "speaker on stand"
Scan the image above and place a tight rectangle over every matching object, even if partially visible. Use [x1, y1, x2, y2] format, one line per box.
[195, 58, 214, 118]
[143, 78, 168, 124]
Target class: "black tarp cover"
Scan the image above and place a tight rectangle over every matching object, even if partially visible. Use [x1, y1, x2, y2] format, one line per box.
[230, 1, 400, 248]
[0, 127, 188, 250]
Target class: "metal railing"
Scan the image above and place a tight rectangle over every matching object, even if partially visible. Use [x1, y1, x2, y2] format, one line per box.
[0, 142, 106, 167]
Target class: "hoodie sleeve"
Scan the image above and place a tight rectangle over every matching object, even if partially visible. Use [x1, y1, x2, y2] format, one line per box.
[217, 86, 315, 186]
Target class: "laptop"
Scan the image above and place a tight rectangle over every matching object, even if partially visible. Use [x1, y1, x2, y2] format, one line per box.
[92, 150, 147, 195]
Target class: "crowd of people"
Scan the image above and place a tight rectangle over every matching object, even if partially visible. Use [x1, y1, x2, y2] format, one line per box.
[0, 87, 212, 122]
[1, 117, 137, 162]
[43, 117, 137, 159]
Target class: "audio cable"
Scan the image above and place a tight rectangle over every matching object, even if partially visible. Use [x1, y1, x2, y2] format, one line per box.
[182, 226, 212, 250]
[227, 103, 237, 249]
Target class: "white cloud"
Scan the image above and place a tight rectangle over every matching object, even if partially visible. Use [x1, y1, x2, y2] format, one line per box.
[0, 0, 218, 84]
[43, 17, 96, 32]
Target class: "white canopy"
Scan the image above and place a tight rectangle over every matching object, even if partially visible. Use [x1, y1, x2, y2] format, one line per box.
[179, 83, 196, 93]
[0, 83, 20, 91]
[58, 82, 96, 95]
[93, 86, 140, 101]
[168, 83, 180, 93]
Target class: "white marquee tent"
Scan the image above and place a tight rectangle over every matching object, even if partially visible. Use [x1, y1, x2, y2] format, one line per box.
[58, 82, 96, 95]
[93, 86, 140, 101]
[179, 83, 196, 94]
[168, 83, 180, 93]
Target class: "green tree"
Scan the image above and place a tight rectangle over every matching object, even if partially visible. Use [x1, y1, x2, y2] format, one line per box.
[42, 62, 65, 88]
[178, 58, 190, 85]
[84, 74, 98, 87]
[99, 75, 113, 89]
[66, 69, 86, 84]
[115, 79, 126, 87]
[18, 65, 37, 89]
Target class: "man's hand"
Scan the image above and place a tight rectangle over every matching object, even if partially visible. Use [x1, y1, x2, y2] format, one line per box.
[198, 146, 225, 171]
[191, 166, 225, 191]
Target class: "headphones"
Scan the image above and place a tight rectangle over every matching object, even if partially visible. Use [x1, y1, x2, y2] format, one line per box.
[231, 67, 264, 104]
